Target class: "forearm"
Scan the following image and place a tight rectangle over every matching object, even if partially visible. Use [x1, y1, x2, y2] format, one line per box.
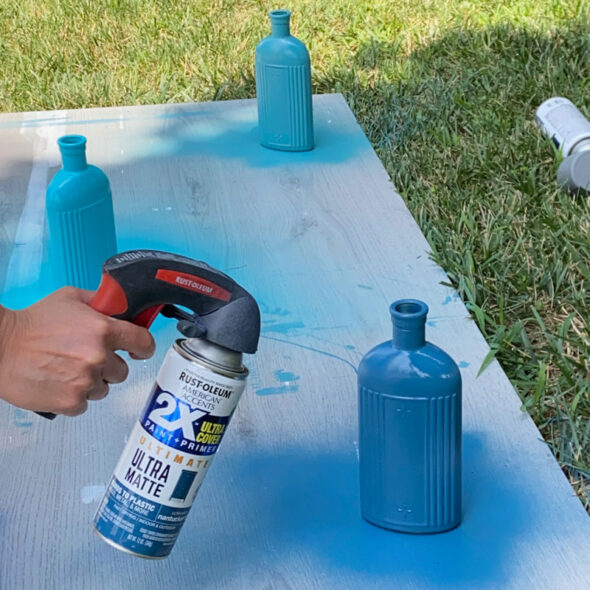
[0, 304, 15, 403]
[0, 304, 7, 331]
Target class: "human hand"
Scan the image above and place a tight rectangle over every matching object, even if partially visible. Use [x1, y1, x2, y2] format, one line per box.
[0, 286, 155, 416]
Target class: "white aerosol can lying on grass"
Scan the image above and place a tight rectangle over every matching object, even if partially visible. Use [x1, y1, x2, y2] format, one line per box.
[536, 97, 590, 194]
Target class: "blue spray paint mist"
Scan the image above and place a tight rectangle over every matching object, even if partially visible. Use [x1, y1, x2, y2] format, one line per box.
[189, 433, 536, 589]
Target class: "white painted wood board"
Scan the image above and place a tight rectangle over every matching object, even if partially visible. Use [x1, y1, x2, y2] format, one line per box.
[0, 94, 589, 589]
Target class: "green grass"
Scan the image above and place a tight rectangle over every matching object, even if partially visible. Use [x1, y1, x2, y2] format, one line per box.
[1, 0, 589, 507]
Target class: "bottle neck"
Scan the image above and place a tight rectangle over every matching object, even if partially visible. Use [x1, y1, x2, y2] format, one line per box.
[58, 135, 88, 172]
[269, 10, 290, 38]
[61, 152, 88, 172]
[390, 299, 429, 351]
[393, 325, 425, 350]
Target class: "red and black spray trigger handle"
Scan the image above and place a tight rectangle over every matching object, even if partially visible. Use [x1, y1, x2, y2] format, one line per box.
[87, 249, 260, 352]
[37, 249, 260, 421]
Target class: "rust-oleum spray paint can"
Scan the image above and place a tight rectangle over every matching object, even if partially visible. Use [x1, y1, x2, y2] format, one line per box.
[77, 250, 261, 559]
[94, 338, 249, 558]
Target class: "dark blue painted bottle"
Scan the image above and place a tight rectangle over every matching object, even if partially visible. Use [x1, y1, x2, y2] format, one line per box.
[46, 135, 117, 289]
[255, 9, 314, 151]
[358, 299, 462, 533]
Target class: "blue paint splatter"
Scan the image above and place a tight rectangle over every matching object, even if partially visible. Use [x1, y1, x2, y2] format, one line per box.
[459, 361, 470, 368]
[256, 384, 299, 396]
[427, 320, 437, 327]
[264, 307, 291, 317]
[274, 370, 300, 383]
[442, 295, 453, 305]
[357, 284, 373, 291]
[261, 321, 305, 335]
[14, 409, 33, 428]
[256, 369, 301, 396]
[260, 305, 291, 317]
[345, 344, 356, 350]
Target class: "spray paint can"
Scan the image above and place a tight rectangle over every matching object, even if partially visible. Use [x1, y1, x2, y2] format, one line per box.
[94, 338, 248, 559]
[535, 97, 590, 194]
[536, 97, 590, 156]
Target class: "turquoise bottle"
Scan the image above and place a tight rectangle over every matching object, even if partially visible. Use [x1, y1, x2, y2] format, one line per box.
[46, 135, 117, 290]
[358, 299, 462, 533]
[255, 9, 314, 151]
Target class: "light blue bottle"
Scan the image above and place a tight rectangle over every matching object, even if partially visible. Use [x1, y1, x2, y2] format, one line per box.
[255, 9, 314, 151]
[46, 135, 117, 290]
[358, 299, 462, 533]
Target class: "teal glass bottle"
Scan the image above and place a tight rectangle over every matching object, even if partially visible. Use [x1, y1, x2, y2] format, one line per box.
[358, 299, 462, 533]
[255, 9, 314, 151]
[46, 135, 117, 290]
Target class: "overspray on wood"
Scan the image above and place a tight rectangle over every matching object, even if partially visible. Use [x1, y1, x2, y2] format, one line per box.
[46, 135, 117, 290]
[358, 299, 462, 533]
[74, 250, 261, 558]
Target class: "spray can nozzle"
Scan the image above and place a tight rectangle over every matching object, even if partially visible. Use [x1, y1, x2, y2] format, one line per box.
[160, 304, 208, 339]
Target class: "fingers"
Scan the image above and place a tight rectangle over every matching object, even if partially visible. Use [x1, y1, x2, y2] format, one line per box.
[84, 351, 128, 405]
[85, 380, 110, 402]
[102, 351, 129, 385]
[107, 318, 155, 360]
[61, 399, 88, 417]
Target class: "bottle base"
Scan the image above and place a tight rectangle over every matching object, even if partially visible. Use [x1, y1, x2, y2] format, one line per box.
[361, 514, 461, 535]
[260, 140, 314, 152]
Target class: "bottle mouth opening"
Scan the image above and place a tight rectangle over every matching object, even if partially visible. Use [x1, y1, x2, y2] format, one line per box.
[270, 9, 291, 21]
[391, 299, 428, 317]
[58, 134, 86, 150]
[390, 299, 428, 327]
[394, 302, 423, 315]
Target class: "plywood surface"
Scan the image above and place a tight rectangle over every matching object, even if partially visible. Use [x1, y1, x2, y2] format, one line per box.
[0, 94, 589, 589]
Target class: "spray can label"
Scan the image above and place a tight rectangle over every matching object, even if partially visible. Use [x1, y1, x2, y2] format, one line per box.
[93, 344, 246, 558]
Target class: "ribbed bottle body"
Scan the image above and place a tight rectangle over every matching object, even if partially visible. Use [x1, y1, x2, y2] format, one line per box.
[255, 10, 314, 151]
[48, 192, 117, 289]
[359, 385, 461, 532]
[46, 135, 117, 290]
[256, 61, 313, 151]
[358, 299, 462, 533]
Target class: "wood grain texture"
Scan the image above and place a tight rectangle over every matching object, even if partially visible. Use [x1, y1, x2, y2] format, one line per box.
[0, 95, 589, 589]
